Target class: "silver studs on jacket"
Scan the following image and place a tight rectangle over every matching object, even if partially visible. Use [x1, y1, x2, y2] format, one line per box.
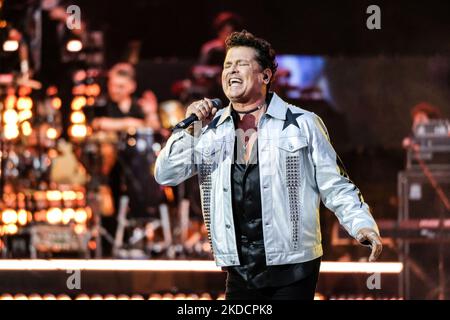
[286, 155, 301, 250]
[199, 161, 214, 255]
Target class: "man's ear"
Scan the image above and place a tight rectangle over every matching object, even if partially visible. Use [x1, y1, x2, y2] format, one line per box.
[263, 69, 272, 84]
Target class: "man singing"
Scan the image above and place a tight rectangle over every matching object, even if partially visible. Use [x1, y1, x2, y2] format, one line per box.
[155, 30, 382, 300]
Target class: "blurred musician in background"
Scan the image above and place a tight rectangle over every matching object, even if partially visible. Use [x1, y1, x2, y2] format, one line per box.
[402, 102, 443, 149]
[90, 62, 165, 256]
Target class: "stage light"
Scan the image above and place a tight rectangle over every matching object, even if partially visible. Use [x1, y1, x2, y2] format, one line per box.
[62, 191, 77, 201]
[5, 94, 16, 109]
[71, 96, 86, 110]
[17, 96, 33, 110]
[56, 294, 71, 300]
[13, 294, 28, 300]
[18, 109, 33, 122]
[76, 192, 84, 201]
[4, 125, 19, 139]
[66, 39, 83, 52]
[69, 124, 87, 138]
[86, 83, 101, 97]
[46, 127, 59, 140]
[0, 294, 14, 300]
[90, 294, 103, 300]
[103, 295, 117, 300]
[3, 109, 18, 123]
[62, 208, 75, 224]
[28, 294, 43, 300]
[74, 224, 86, 234]
[75, 294, 90, 300]
[17, 209, 30, 226]
[117, 295, 130, 300]
[5, 224, 18, 235]
[74, 208, 88, 224]
[46, 190, 62, 201]
[1, 209, 17, 224]
[51, 97, 62, 109]
[21, 121, 32, 136]
[43, 294, 56, 300]
[3, 39, 19, 52]
[130, 295, 144, 300]
[46, 208, 63, 224]
[70, 111, 86, 124]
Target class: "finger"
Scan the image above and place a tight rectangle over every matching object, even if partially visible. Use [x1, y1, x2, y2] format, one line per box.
[369, 238, 382, 262]
[203, 98, 215, 111]
[369, 243, 378, 262]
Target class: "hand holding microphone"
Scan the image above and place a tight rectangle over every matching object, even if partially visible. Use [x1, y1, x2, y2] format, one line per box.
[173, 98, 223, 132]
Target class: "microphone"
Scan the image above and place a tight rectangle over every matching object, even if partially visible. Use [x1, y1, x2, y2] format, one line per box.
[172, 98, 223, 131]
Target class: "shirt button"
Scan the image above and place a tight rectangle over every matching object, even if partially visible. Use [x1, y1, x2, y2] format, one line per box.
[289, 144, 293, 150]
[263, 184, 269, 189]
[231, 260, 235, 264]
[223, 187, 228, 192]
[225, 224, 231, 229]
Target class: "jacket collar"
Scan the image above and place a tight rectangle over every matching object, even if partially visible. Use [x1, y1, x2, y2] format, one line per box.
[216, 92, 287, 127]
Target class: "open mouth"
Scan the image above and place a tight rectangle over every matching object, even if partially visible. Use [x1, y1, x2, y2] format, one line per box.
[228, 78, 243, 87]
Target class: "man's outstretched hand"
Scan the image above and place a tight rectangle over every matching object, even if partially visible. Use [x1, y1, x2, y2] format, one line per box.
[356, 228, 382, 262]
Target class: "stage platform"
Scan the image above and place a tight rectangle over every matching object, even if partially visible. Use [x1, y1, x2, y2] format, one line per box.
[0, 260, 403, 299]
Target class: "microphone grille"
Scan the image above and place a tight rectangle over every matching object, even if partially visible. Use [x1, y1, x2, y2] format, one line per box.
[211, 98, 223, 109]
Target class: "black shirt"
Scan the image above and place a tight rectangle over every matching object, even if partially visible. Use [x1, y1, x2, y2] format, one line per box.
[227, 107, 321, 289]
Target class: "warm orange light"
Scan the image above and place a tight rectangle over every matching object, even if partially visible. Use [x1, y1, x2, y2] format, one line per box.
[1, 209, 18, 224]
[18, 109, 33, 122]
[86, 97, 95, 106]
[66, 39, 83, 52]
[4, 125, 19, 140]
[46, 127, 59, 140]
[69, 124, 87, 138]
[17, 209, 30, 226]
[46, 190, 62, 201]
[76, 192, 84, 201]
[5, 224, 18, 235]
[74, 208, 88, 224]
[86, 83, 101, 97]
[46, 208, 63, 224]
[3, 109, 18, 123]
[17, 96, 33, 110]
[21, 121, 32, 136]
[51, 97, 62, 110]
[3, 39, 19, 52]
[70, 111, 86, 124]
[62, 208, 75, 224]
[5, 95, 16, 109]
[71, 96, 86, 110]
[62, 191, 77, 201]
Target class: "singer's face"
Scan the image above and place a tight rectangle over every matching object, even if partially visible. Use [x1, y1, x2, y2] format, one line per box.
[222, 46, 265, 104]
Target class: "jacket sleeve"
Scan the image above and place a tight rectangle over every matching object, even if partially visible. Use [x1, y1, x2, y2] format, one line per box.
[308, 113, 379, 238]
[154, 129, 198, 186]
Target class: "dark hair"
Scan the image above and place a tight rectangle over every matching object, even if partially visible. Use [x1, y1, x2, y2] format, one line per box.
[225, 30, 278, 89]
[410, 102, 442, 120]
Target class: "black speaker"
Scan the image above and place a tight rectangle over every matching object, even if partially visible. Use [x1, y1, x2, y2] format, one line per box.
[398, 170, 450, 299]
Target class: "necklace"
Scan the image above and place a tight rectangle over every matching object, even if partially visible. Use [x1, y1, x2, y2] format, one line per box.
[233, 103, 266, 115]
